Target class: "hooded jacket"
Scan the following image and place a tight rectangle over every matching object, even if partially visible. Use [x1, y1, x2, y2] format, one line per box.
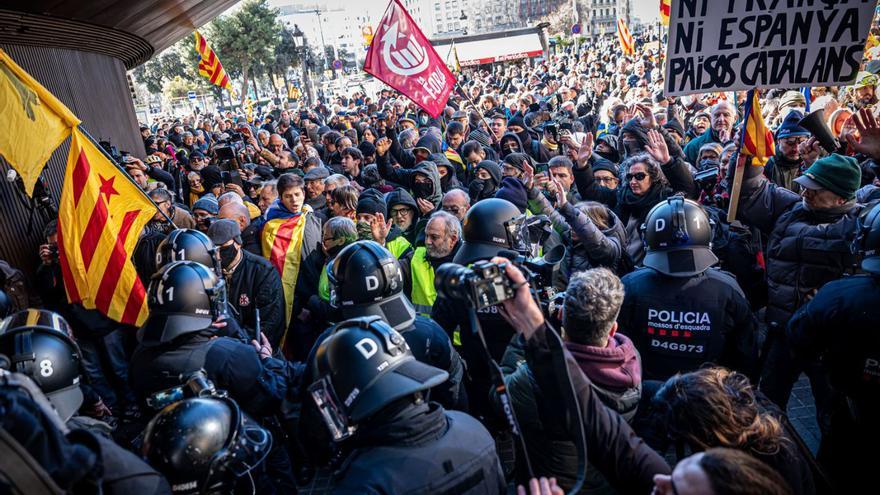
[494, 333, 644, 493]
[499, 132, 525, 159]
[469, 160, 502, 203]
[389, 127, 442, 169]
[430, 152, 461, 192]
[385, 188, 421, 245]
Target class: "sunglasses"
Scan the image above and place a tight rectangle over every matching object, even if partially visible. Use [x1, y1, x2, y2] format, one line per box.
[626, 172, 648, 182]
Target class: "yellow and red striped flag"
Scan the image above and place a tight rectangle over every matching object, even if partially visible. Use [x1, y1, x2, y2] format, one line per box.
[194, 31, 233, 92]
[660, 0, 671, 26]
[262, 203, 313, 334]
[617, 18, 635, 56]
[58, 128, 156, 326]
[741, 89, 774, 166]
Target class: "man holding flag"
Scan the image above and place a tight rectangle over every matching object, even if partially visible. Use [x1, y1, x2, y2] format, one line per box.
[726, 89, 866, 428]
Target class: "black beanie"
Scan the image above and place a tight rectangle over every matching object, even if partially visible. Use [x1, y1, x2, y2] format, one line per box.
[494, 177, 529, 212]
[356, 189, 387, 217]
[200, 165, 223, 191]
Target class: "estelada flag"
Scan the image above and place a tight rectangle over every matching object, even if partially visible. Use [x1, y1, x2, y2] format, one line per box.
[660, 0, 671, 26]
[364, 0, 455, 118]
[741, 89, 774, 166]
[58, 128, 156, 326]
[0, 48, 80, 196]
[617, 18, 635, 56]
[194, 31, 234, 93]
[262, 202, 313, 334]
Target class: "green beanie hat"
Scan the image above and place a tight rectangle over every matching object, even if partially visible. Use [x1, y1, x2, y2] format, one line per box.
[793, 154, 861, 200]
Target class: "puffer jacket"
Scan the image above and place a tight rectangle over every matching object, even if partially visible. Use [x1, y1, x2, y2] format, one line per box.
[734, 165, 862, 328]
[494, 333, 643, 494]
[526, 188, 626, 280]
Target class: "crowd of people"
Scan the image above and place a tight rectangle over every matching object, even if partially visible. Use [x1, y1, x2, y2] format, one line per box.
[2, 29, 880, 494]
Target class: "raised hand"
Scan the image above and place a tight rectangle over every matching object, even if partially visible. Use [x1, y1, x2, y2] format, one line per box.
[575, 132, 593, 169]
[376, 137, 392, 156]
[371, 212, 392, 244]
[645, 129, 670, 164]
[552, 178, 566, 207]
[522, 161, 536, 190]
[846, 108, 880, 160]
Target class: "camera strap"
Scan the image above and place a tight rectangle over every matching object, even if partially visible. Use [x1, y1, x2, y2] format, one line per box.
[465, 308, 534, 479]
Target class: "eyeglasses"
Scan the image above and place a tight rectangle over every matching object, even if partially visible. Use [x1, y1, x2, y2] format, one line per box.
[595, 177, 619, 185]
[390, 208, 413, 217]
[626, 172, 648, 182]
[442, 205, 463, 214]
[780, 136, 807, 146]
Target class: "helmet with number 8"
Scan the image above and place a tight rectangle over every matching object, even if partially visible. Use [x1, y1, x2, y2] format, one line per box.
[0, 309, 83, 421]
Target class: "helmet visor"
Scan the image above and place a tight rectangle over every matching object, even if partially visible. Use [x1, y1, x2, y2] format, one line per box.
[309, 376, 356, 442]
[503, 214, 531, 255]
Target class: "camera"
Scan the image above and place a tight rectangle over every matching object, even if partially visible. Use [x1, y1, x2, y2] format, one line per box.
[435, 260, 518, 310]
[693, 166, 719, 194]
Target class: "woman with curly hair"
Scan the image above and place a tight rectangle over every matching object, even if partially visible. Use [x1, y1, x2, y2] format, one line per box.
[652, 367, 817, 494]
[652, 447, 792, 495]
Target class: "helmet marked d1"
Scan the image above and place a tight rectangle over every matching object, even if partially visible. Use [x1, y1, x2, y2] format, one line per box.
[641, 196, 718, 277]
[328, 241, 415, 331]
[0, 309, 83, 421]
[156, 229, 220, 274]
[141, 396, 272, 495]
[309, 316, 448, 441]
[137, 261, 224, 347]
[454, 198, 529, 265]
[855, 200, 880, 275]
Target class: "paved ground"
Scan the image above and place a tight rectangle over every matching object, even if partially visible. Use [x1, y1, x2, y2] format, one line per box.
[299, 374, 820, 493]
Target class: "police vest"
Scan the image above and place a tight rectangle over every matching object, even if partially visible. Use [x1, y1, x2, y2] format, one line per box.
[411, 247, 436, 316]
[387, 236, 413, 259]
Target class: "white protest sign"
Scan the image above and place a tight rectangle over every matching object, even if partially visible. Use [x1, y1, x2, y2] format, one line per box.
[664, 0, 876, 96]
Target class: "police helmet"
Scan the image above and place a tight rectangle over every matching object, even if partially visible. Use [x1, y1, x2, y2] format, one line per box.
[156, 229, 219, 274]
[329, 241, 415, 331]
[454, 198, 529, 265]
[856, 200, 880, 275]
[641, 196, 718, 277]
[309, 316, 447, 441]
[0, 309, 83, 421]
[137, 261, 224, 347]
[142, 396, 271, 495]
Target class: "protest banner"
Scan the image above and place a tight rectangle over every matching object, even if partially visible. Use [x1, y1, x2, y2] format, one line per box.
[664, 0, 876, 96]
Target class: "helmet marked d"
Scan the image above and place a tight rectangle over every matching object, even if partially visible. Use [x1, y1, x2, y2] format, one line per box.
[641, 196, 718, 277]
[454, 198, 529, 265]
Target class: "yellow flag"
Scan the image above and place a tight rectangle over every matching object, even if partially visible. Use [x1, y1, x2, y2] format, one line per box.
[58, 128, 155, 326]
[0, 49, 80, 195]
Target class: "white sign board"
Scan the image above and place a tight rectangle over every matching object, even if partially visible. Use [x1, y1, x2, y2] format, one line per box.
[664, 0, 876, 96]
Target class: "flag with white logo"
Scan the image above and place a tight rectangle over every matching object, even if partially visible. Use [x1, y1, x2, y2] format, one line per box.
[364, 0, 456, 118]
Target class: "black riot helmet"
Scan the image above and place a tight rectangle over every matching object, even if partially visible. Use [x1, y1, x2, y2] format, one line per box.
[309, 316, 448, 441]
[328, 241, 415, 330]
[454, 197, 529, 265]
[0, 309, 83, 421]
[856, 200, 880, 275]
[137, 261, 224, 347]
[142, 396, 272, 495]
[156, 229, 220, 274]
[641, 196, 718, 277]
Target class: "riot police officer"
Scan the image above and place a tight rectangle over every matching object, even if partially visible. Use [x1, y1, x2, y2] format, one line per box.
[324, 240, 465, 409]
[0, 308, 84, 423]
[141, 394, 272, 494]
[779, 201, 880, 492]
[129, 261, 303, 418]
[155, 228, 220, 274]
[431, 198, 529, 419]
[310, 316, 506, 494]
[617, 197, 759, 382]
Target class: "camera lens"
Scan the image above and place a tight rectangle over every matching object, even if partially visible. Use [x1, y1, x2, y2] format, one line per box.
[434, 263, 473, 302]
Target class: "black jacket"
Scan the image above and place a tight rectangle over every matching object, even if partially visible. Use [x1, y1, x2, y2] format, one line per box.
[130, 332, 303, 419]
[618, 267, 760, 382]
[224, 249, 285, 348]
[521, 323, 670, 494]
[331, 402, 505, 494]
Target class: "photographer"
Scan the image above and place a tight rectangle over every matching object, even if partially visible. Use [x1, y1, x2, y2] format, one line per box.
[489, 257, 670, 493]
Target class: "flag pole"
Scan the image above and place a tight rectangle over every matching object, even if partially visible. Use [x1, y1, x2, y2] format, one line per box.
[727, 89, 752, 223]
[76, 126, 178, 226]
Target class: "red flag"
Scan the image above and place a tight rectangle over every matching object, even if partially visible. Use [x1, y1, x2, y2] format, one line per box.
[364, 0, 455, 118]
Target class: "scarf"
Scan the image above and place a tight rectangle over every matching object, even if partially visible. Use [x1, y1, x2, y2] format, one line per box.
[617, 184, 664, 224]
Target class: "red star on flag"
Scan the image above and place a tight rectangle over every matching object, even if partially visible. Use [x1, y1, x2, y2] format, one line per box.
[98, 175, 118, 204]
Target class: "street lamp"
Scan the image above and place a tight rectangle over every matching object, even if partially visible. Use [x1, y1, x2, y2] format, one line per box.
[292, 24, 313, 105]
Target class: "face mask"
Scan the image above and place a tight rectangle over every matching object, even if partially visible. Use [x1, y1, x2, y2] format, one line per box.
[219, 243, 239, 269]
[412, 181, 434, 199]
[356, 221, 373, 241]
[623, 139, 641, 157]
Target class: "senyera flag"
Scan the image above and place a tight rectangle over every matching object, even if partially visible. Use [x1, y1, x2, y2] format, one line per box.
[364, 0, 456, 118]
[740, 89, 774, 166]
